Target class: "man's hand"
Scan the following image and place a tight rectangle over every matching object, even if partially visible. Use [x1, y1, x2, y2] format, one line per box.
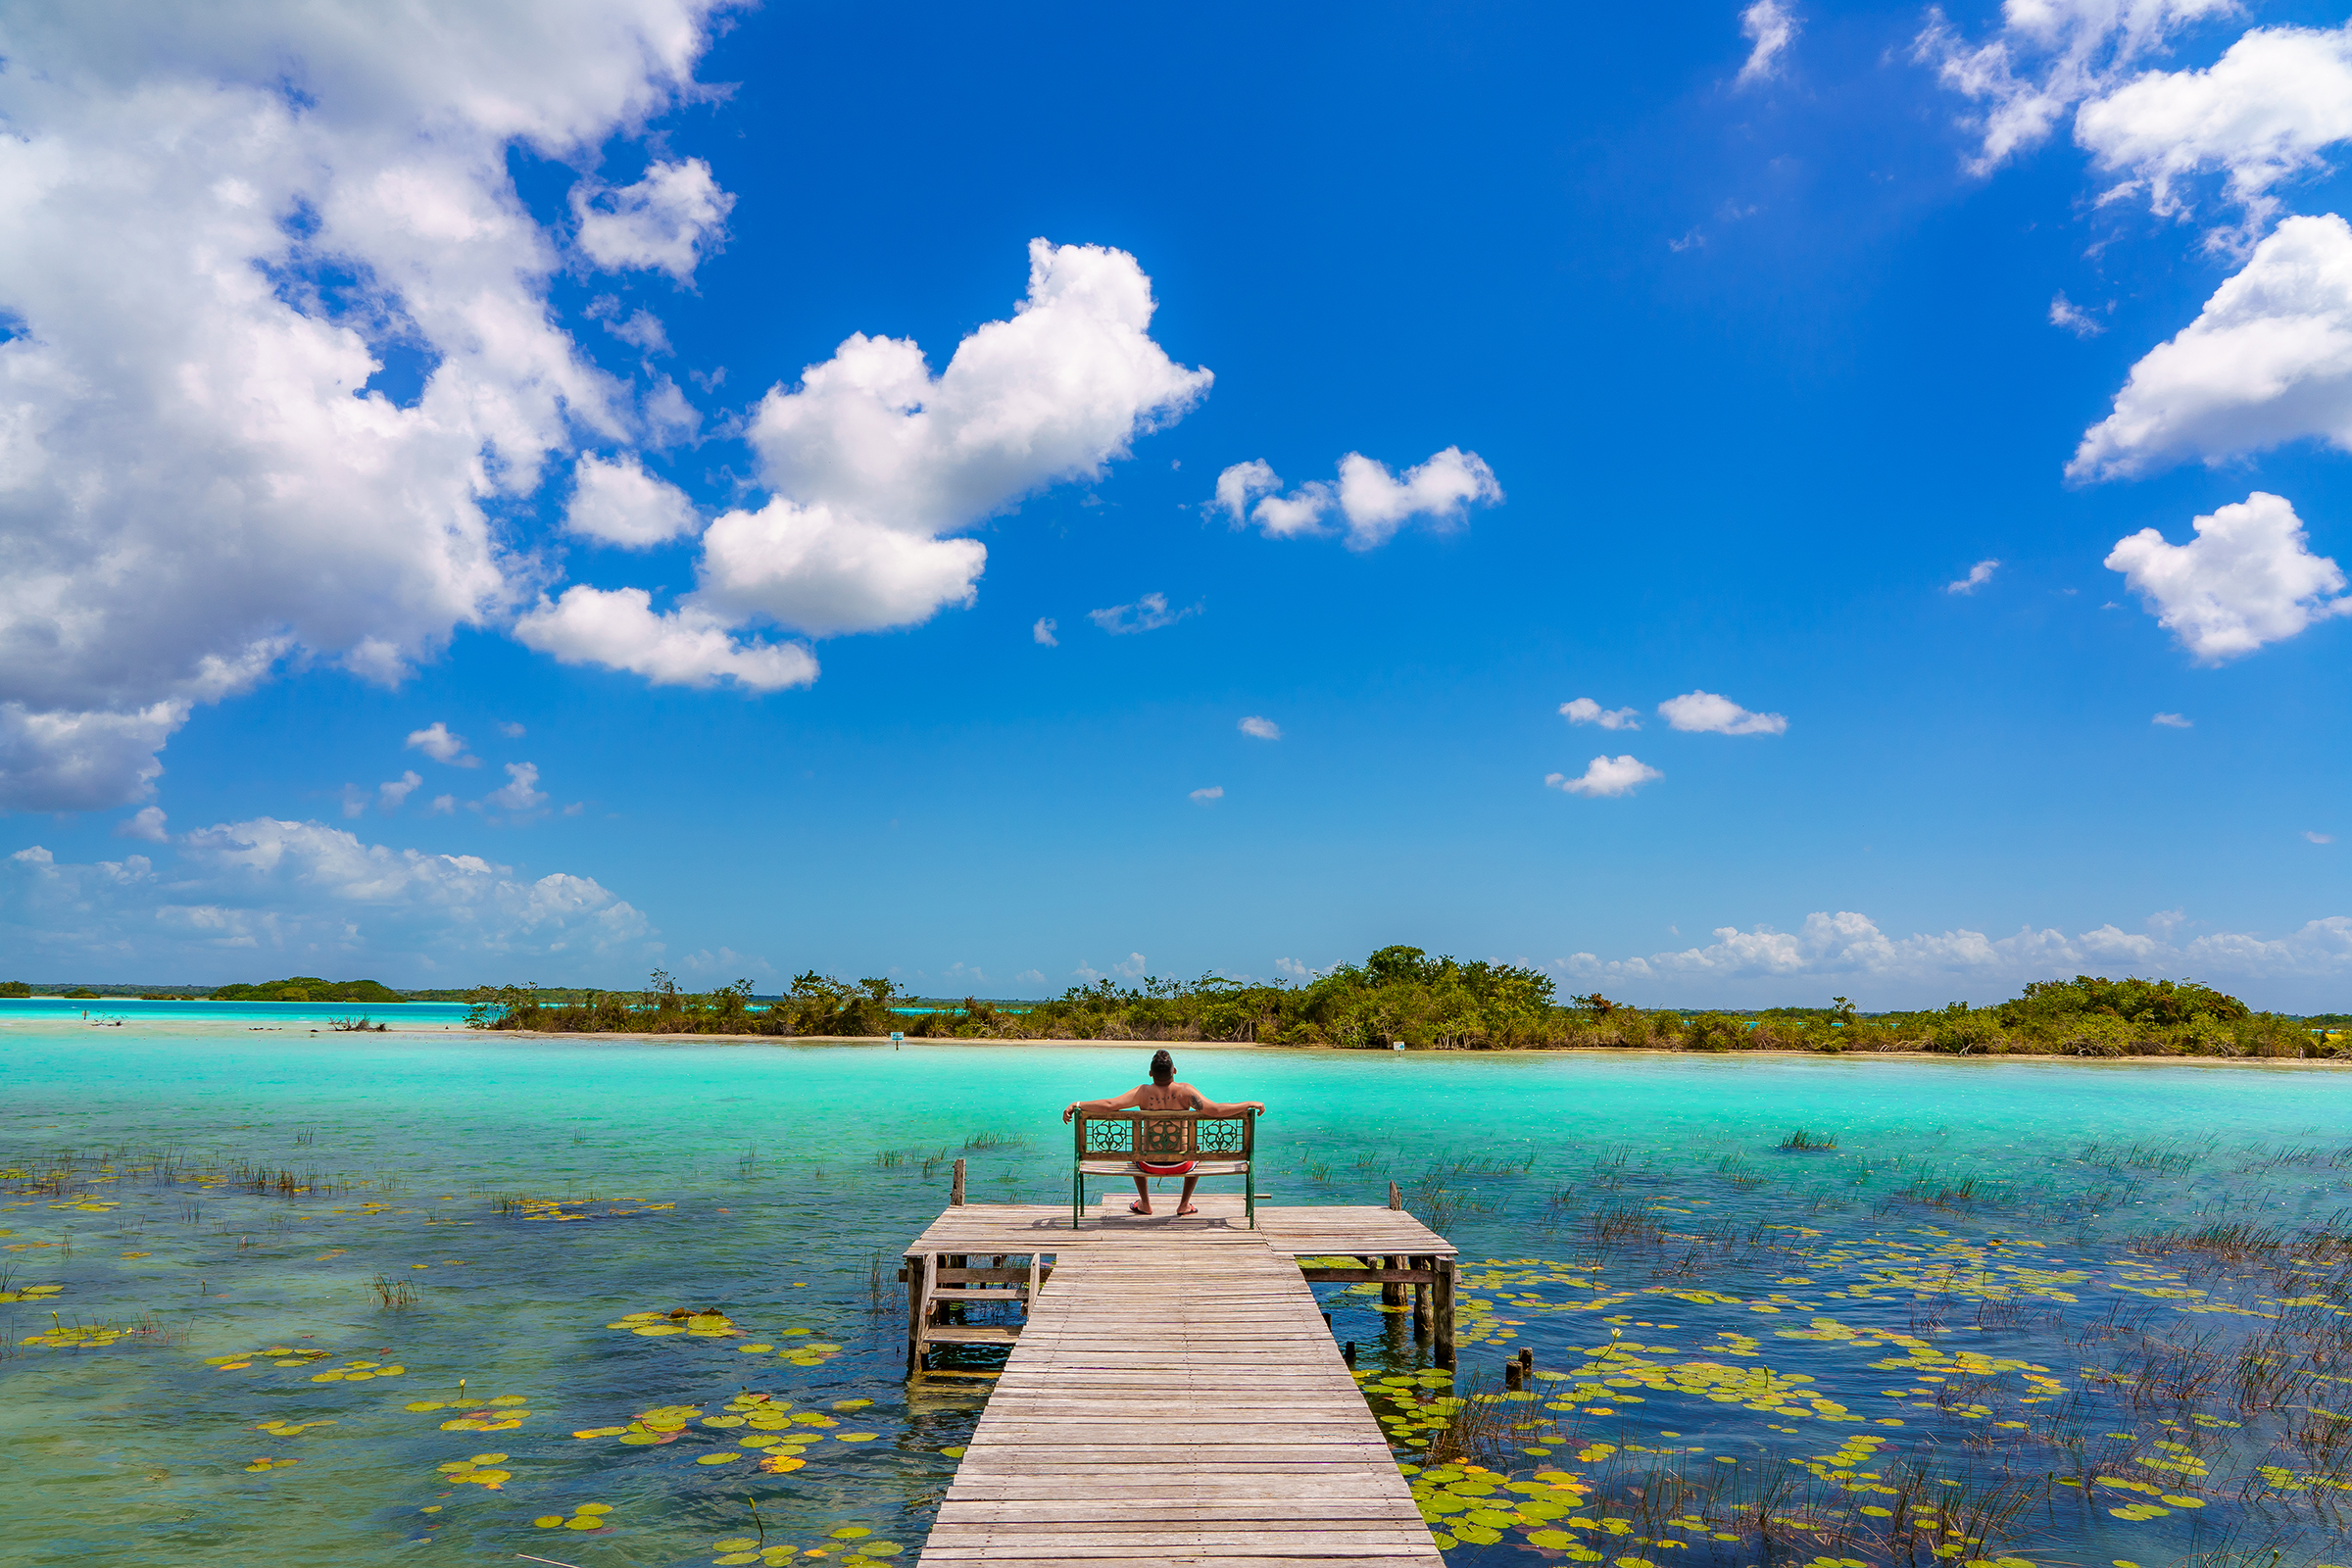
[1061, 1101, 1082, 1123]
[1245, 1102, 1266, 1117]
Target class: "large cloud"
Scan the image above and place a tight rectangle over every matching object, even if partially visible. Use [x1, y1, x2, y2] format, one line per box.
[2077, 22, 2352, 247]
[2, 816, 654, 981]
[1556, 906, 2352, 1007]
[514, 587, 816, 690]
[2105, 490, 2352, 661]
[0, 2, 727, 812]
[534, 239, 1211, 682]
[1915, 0, 2233, 173]
[2071, 215, 2352, 479]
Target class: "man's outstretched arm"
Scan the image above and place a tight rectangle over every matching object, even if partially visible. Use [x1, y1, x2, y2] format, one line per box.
[1062, 1086, 1147, 1123]
[1185, 1089, 1266, 1118]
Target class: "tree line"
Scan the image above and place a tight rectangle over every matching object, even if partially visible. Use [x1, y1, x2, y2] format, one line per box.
[459, 951, 2335, 1058]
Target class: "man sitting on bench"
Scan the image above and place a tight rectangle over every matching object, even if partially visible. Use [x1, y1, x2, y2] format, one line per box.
[1062, 1050, 1265, 1216]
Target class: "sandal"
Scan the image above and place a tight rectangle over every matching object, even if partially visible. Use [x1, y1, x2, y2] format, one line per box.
[1178, 1203, 1199, 1216]
[1128, 1200, 1152, 1214]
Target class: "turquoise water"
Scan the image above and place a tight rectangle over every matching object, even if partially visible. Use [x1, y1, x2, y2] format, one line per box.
[6, 1028, 2352, 1566]
[2, 999, 475, 1027]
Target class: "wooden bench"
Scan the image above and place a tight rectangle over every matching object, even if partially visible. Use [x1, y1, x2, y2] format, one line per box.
[1071, 1108, 1256, 1229]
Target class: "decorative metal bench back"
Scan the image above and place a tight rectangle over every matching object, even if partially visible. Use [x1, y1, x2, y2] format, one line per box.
[1075, 1109, 1253, 1162]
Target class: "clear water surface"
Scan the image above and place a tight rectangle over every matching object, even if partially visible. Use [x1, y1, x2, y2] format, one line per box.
[5, 1021, 2350, 1567]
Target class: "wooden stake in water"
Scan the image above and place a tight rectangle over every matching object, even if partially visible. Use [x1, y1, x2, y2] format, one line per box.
[952, 1157, 966, 1206]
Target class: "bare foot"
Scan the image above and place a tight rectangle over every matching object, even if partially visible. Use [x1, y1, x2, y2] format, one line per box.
[1128, 1200, 1152, 1214]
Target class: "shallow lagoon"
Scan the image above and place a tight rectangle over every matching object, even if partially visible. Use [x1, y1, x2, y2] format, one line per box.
[5, 1027, 2352, 1567]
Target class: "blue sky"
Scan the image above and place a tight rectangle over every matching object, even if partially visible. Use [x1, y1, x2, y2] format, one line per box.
[7, 0, 2352, 1006]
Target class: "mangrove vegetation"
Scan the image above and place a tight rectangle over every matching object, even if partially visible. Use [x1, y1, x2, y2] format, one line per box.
[460, 949, 2338, 1058]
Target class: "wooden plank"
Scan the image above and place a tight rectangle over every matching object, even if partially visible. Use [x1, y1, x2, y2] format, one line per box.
[900, 1197, 1453, 1261]
[916, 1210, 1444, 1568]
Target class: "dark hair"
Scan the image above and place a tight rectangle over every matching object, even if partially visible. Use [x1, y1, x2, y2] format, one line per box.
[1149, 1050, 1174, 1084]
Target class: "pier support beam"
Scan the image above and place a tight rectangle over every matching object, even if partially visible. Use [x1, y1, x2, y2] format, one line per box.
[1433, 1256, 1455, 1368]
[904, 1252, 928, 1376]
[1413, 1253, 1433, 1341]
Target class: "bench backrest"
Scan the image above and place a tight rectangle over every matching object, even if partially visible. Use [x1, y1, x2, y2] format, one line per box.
[1074, 1108, 1254, 1163]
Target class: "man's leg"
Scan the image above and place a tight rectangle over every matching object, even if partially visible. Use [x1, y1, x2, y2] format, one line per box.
[1129, 1172, 1152, 1214]
[1177, 1174, 1200, 1215]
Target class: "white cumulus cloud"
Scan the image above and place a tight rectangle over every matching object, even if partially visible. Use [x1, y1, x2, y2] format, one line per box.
[2105, 491, 2352, 662]
[2152, 710, 2193, 726]
[1, 815, 653, 979]
[694, 502, 989, 638]
[1915, 0, 2234, 174]
[1545, 756, 1663, 798]
[1075, 953, 1149, 983]
[405, 721, 477, 767]
[744, 240, 1208, 536]
[1217, 448, 1502, 549]
[484, 761, 549, 814]
[0, 702, 185, 812]
[546, 240, 1211, 678]
[0, 2, 728, 812]
[379, 770, 423, 809]
[117, 806, 170, 842]
[1659, 690, 1788, 735]
[2076, 22, 2352, 247]
[1190, 785, 1224, 802]
[514, 586, 816, 690]
[564, 453, 701, 548]
[1554, 906, 2352, 1008]
[1946, 559, 2001, 594]
[2072, 215, 2352, 480]
[1033, 616, 1058, 647]
[571, 158, 734, 281]
[1738, 0, 1800, 87]
[1212, 460, 1280, 525]
[1239, 715, 1281, 740]
[1561, 698, 1642, 730]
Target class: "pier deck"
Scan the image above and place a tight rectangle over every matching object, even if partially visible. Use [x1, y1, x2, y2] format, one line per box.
[907, 1196, 1454, 1568]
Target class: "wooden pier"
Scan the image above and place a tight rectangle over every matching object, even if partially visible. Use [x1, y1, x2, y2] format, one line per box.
[904, 1192, 1457, 1568]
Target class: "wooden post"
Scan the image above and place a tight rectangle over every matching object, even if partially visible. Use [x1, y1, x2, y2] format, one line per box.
[951, 1158, 966, 1205]
[1413, 1254, 1433, 1342]
[1382, 1182, 1405, 1303]
[1433, 1257, 1455, 1369]
[904, 1252, 927, 1377]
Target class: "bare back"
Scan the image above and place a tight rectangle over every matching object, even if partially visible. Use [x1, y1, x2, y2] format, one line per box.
[1134, 1080, 1207, 1112]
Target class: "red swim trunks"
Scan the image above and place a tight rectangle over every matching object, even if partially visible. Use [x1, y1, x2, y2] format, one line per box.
[1134, 1159, 1197, 1176]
